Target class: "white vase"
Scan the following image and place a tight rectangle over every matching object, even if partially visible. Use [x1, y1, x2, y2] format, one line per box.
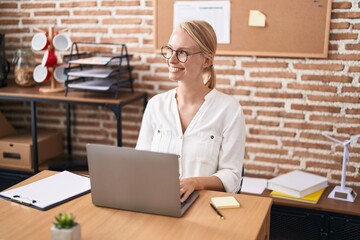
[51, 223, 81, 240]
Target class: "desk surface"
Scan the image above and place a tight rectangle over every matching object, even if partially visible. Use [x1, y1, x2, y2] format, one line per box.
[0, 171, 272, 240]
[0, 83, 147, 105]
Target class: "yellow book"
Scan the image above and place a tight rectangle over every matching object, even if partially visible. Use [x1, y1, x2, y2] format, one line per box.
[211, 196, 240, 209]
[270, 188, 325, 204]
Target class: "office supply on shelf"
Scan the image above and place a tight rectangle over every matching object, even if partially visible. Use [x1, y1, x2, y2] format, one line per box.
[322, 133, 359, 202]
[267, 170, 328, 198]
[1, 170, 272, 240]
[64, 42, 134, 98]
[210, 202, 225, 220]
[241, 176, 267, 194]
[0, 171, 90, 210]
[68, 56, 120, 65]
[270, 188, 325, 204]
[211, 196, 240, 209]
[86, 144, 199, 217]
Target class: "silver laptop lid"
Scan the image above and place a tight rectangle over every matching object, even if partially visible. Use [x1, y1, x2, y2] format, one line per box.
[86, 144, 198, 217]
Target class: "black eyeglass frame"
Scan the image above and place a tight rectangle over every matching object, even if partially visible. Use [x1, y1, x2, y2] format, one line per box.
[161, 46, 202, 63]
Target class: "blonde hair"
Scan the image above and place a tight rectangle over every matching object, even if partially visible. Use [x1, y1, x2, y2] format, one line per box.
[179, 20, 217, 89]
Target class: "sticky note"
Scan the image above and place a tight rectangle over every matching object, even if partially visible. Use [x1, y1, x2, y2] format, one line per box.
[248, 10, 266, 27]
[211, 196, 240, 209]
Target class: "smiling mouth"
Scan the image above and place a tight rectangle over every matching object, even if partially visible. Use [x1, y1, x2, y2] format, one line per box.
[169, 66, 183, 73]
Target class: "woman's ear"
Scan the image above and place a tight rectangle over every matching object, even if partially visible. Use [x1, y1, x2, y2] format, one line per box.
[203, 56, 213, 68]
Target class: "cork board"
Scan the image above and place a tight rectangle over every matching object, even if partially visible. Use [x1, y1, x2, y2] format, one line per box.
[154, 0, 332, 58]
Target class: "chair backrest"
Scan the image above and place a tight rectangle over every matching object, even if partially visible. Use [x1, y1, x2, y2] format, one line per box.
[237, 166, 245, 194]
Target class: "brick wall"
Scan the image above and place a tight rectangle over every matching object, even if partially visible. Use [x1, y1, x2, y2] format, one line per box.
[0, 0, 359, 186]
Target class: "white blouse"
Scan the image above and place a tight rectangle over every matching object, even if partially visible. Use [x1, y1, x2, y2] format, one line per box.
[136, 88, 246, 193]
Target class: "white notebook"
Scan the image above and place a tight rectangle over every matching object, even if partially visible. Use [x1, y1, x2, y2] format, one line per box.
[0, 171, 90, 210]
[267, 170, 328, 198]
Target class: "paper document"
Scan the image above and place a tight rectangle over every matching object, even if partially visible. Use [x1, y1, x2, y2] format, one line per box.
[69, 57, 120, 66]
[0, 171, 90, 210]
[174, 1, 231, 44]
[248, 10, 266, 27]
[68, 68, 114, 78]
[241, 177, 268, 195]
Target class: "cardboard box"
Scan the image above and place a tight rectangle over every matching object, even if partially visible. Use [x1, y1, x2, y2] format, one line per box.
[0, 112, 16, 138]
[0, 112, 63, 171]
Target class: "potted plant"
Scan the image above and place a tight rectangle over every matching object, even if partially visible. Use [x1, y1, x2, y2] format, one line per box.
[51, 213, 81, 240]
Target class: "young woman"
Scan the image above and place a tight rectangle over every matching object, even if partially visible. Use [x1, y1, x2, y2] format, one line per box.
[136, 20, 245, 202]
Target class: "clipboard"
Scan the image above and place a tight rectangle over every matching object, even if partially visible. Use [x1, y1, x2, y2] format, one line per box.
[0, 171, 91, 211]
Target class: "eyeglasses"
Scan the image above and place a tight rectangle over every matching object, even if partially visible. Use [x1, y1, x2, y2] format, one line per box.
[161, 46, 202, 63]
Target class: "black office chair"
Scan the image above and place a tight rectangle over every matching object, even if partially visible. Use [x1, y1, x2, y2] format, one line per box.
[237, 166, 245, 194]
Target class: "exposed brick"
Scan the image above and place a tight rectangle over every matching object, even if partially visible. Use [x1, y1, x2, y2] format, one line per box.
[60, 1, 97, 8]
[257, 110, 304, 120]
[349, 66, 360, 72]
[74, 10, 111, 16]
[291, 104, 341, 113]
[0, 11, 30, 17]
[61, 19, 99, 24]
[346, 108, 360, 114]
[72, 28, 108, 34]
[293, 63, 344, 71]
[101, 0, 141, 7]
[102, 18, 142, 25]
[34, 11, 70, 17]
[249, 128, 296, 137]
[255, 156, 301, 166]
[287, 83, 337, 93]
[330, 33, 358, 40]
[337, 127, 360, 135]
[246, 147, 288, 155]
[241, 61, 288, 68]
[21, 3, 55, 9]
[100, 37, 139, 44]
[250, 71, 296, 79]
[282, 140, 331, 150]
[0, 3, 17, 8]
[113, 27, 152, 34]
[245, 118, 280, 127]
[345, 44, 360, 51]
[216, 69, 245, 75]
[22, 19, 57, 25]
[301, 74, 352, 83]
[306, 162, 347, 171]
[246, 137, 277, 145]
[307, 94, 359, 103]
[328, 54, 360, 60]
[293, 150, 340, 163]
[284, 122, 333, 131]
[255, 91, 302, 99]
[332, 2, 352, 9]
[330, 22, 350, 30]
[240, 100, 284, 108]
[309, 114, 360, 124]
[0, 19, 19, 25]
[115, 9, 153, 15]
[235, 80, 281, 89]
[332, 12, 360, 19]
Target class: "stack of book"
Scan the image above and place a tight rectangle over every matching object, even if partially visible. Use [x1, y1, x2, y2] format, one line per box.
[267, 170, 328, 204]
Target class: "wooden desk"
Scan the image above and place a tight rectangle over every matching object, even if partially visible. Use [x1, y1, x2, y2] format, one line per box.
[0, 170, 272, 240]
[0, 83, 147, 173]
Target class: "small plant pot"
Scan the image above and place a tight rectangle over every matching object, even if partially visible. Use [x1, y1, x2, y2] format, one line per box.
[51, 223, 81, 240]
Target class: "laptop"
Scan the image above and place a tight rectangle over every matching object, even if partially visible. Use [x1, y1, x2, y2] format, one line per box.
[86, 143, 199, 217]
